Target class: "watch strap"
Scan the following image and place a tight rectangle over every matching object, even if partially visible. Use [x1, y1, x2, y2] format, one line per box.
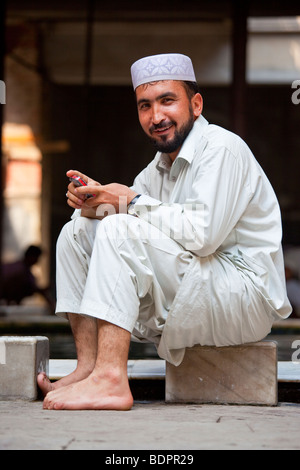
[127, 194, 141, 214]
[128, 194, 141, 207]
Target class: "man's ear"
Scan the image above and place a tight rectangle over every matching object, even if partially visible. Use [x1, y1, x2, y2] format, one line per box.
[192, 93, 203, 119]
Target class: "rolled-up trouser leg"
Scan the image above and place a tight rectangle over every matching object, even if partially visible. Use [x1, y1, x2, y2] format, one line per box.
[56, 214, 193, 343]
[55, 216, 100, 318]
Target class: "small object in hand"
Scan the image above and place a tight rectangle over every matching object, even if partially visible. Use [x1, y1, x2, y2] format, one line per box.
[69, 175, 94, 198]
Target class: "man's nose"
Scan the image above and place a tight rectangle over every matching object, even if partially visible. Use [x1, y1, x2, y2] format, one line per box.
[151, 104, 165, 124]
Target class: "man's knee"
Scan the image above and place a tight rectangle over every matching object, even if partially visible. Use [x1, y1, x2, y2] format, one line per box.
[57, 220, 75, 248]
[96, 213, 140, 242]
[57, 217, 99, 252]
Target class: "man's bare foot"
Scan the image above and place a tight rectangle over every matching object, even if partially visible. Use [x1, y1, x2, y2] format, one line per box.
[37, 362, 94, 397]
[42, 368, 134, 411]
[37, 372, 55, 396]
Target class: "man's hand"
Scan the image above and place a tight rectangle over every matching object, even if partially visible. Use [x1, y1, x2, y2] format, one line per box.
[66, 170, 100, 210]
[66, 169, 138, 218]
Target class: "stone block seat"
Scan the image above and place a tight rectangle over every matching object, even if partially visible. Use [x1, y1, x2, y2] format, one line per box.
[0, 336, 49, 400]
[165, 341, 278, 406]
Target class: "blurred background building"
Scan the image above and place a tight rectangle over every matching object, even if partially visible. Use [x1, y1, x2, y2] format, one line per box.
[0, 0, 299, 310]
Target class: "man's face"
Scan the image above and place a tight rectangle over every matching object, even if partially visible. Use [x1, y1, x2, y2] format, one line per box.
[136, 80, 202, 160]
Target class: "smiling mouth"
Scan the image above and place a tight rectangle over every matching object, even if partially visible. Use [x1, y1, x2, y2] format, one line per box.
[151, 123, 174, 136]
[154, 125, 172, 135]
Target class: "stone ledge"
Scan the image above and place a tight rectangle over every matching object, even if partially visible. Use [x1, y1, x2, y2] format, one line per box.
[48, 358, 300, 383]
[48, 357, 300, 403]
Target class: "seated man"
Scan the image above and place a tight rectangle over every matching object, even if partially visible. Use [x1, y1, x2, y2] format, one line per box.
[38, 53, 291, 410]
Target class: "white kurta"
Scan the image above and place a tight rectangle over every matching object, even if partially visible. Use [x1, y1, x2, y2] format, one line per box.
[56, 115, 291, 365]
[129, 115, 291, 363]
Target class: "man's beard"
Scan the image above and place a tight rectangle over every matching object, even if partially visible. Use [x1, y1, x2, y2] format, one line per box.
[149, 110, 194, 155]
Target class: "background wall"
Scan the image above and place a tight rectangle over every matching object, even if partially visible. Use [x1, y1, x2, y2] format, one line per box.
[2, 1, 300, 301]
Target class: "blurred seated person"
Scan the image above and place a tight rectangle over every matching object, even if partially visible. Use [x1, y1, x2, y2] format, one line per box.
[1, 245, 55, 313]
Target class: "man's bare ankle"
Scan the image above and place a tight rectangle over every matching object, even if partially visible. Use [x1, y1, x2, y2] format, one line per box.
[76, 359, 96, 375]
[91, 365, 127, 386]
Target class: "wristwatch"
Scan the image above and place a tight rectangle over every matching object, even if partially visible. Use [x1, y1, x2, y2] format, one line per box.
[127, 194, 141, 215]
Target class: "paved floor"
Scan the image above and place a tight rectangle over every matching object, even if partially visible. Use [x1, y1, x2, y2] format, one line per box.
[1, 317, 300, 451]
[1, 399, 300, 450]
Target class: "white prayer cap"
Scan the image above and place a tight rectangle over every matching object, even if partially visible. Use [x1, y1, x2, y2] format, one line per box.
[131, 53, 196, 90]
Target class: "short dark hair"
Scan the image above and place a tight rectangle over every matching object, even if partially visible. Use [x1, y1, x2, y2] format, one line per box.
[182, 81, 200, 100]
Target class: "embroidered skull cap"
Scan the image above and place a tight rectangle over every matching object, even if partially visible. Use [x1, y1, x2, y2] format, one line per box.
[131, 53, 196, 90]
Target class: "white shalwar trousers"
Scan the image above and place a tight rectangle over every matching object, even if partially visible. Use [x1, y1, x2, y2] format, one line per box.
[56, 213, 275, 365]
[56, 214, 193, 349]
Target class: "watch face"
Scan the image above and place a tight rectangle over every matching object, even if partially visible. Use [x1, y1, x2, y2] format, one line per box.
[128, 204, 135, 215]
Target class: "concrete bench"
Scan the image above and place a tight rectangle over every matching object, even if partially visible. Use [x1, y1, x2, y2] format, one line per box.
[165, 341, 278, 406]
[0, 336, 49, 400]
